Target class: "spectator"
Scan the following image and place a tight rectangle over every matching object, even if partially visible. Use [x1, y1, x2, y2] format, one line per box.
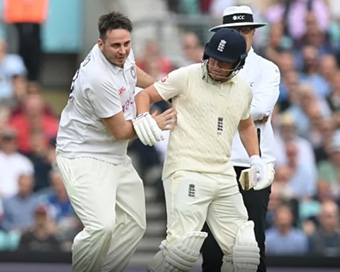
[43, 167, 80, 251]
[265, 0, 330, 45]
[320, 54, 338, 90]
[136, 40, 173, 78]
[284, 140, 317, 199]
[1, 173, 40, 232]
[278, 69, 300, 112]
[287, 84, 331, 140]
[298, 45, 330, 98]
[313, 117, 336, 163]
[18, 205, 60, 251]
[180, 31, 204, 65]
[266, 175, 290, 229]
[0, 104, 11, 130]
[317, 180, 337, 204]
[9, 93, 59, 155]
[3, 0, 49, 83]
[326, 70, 340, 113]
[27, 130, 53, 192]
[274, 112, 316, 168]
[42, 168, 74, 224]
[0, 127, 33, 198]
[309, 200, 340, 256]
[300, 12, 333, 54]
[263, 22, 287, 65]
[266, 204, 309, 255]
[276, 50, 297, 76]
[0, 38, 26, 103]
[317, 134, 340, 200]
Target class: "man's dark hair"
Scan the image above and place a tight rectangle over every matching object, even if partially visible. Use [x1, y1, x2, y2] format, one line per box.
[98, 11, 133, 40]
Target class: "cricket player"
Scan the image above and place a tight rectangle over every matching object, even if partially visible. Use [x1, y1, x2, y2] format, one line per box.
[135, 28, 267, 272]
[201, 6, 281, 272]
[56, 12, 175, 272]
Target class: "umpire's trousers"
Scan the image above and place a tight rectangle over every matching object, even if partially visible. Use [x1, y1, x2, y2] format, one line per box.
[201, 166, 271, 272]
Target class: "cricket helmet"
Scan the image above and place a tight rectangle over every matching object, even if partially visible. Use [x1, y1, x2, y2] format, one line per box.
[203, 28, 247, 65]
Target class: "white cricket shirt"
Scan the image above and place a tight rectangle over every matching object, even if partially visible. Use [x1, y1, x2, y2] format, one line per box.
[56, 44, 137, 164]
[231, 48, 280, 166]
[154, 63, 252, 179]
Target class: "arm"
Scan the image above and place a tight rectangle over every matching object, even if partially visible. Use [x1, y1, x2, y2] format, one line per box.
[131, 85, 167, 146]
[238, 115, 260, 157]
[135, 85, 164, 115]
[238, 116, 269, 191]
[251, 61, 280, 122]
[102, 111, 136, 140]
[133, 68, 184, 144]
[136, 66, 155, 88]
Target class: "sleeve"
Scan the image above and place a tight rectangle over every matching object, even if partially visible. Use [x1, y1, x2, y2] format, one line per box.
[87, 78, 122, 119]
[250, 61, 280, 121]
[154, 67, 188, 101]
[241, 84, 253, 120]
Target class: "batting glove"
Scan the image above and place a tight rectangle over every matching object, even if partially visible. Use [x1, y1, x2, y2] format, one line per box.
[133, 112, 165, 146]
[253, 163, 275, 191]
[249, 155, 267, 189]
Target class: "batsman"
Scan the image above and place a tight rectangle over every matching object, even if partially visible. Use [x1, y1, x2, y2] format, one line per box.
[135, 28, 272, 272]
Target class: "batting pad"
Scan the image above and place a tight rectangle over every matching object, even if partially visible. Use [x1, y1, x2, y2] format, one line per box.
[148, 231, 208, 272]
[232, 221, 260, 272]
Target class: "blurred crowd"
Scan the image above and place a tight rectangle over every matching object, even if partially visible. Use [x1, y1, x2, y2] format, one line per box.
[0, 0, 340, 258]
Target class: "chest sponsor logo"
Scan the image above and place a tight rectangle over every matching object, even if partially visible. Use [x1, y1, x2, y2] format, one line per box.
[119, 86, 126, 95]
[122, 97, 134, 112]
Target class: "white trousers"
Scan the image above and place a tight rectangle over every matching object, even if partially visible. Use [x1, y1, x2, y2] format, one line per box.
[57, 155, 146, 272]
[162, 170, 248, 254]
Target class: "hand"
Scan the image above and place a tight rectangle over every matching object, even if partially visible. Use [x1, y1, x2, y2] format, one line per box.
[152, 108, 177, 130]
[254, 115, 269, 124]
[249, 155, 266, 187]
[132, 112, 164, 146]
[253, 163, 275, 191]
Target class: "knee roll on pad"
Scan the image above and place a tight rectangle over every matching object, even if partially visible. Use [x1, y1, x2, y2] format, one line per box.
[230, 221, 260, 272]
[148, 231, 208, 272]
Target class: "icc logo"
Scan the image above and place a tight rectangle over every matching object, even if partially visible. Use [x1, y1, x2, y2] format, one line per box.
[233, 15, 245, 20]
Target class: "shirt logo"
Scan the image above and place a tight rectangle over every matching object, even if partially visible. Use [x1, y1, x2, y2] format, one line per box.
[188, 184, 195, 197]
[217, 117, 223, 135]
[233, 15, 245, 21]
[217, 40, 227, 52]
[122, 97, 134, 112]
[161, 75, 169, 83]
[119, 86, 126, 95]
[130, 66, 136, 79]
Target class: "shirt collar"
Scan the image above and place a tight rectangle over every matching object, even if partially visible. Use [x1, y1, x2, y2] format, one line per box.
[248, 47, 254, 56]
[94, 44, 125, 75]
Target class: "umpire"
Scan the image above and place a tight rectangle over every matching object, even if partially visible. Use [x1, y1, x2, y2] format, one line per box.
[201, 6, 280, 272]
